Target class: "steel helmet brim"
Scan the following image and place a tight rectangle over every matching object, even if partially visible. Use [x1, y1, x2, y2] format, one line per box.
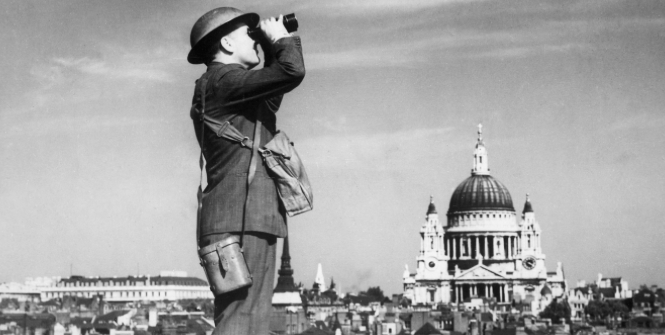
[187, 12, 260, 65]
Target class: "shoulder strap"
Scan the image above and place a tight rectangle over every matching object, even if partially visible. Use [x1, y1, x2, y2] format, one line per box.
[240, 108, 262, 247]
[196, 74, 210, 250]
[201, 115, 256, 149]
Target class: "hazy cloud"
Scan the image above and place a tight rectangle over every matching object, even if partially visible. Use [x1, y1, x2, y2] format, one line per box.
[305, 3, 664, 70]
[53, 56, 173, 83]
[294, 0, 484, 15]
[606, 113, 665, 133]
[469, 43, 590, 59]
[299, 126, 455, 171]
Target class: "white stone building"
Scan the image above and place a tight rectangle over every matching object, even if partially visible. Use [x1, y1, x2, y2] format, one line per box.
[40, 271, 213, 302]
[0, 282, 41, 302]
[403, 126, 566, 314]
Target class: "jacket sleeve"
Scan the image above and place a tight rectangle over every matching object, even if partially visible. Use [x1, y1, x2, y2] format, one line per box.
[216, 36, 305, 106]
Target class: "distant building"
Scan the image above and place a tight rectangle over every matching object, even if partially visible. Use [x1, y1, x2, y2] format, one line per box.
[632, 287, 658, 317]
[25, 277, 62, 289]
[40, 271, 212, 302]
[403, 125, 567, 315]
[567, 287, 592, 321]
[594, 274, 632, 300]
[0, 282, 41, 302]
[567, 273, 633, 321]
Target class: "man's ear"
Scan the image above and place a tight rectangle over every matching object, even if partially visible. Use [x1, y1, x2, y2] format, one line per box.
[220, 36, 234, 53]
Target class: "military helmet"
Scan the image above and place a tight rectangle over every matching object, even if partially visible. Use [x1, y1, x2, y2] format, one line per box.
[187, 7, 259, 64]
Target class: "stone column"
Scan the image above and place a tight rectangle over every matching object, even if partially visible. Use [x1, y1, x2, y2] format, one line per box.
[512, 236, 516, 256]
[499, 284, 504, 302]
[473, 236, 478, 259]
[508, 236, 513, 259]
[484, 235, 488, 258]
[445, 237, 450, 256]
[452, 237, 457, 259]
[514, 236, 518, 256]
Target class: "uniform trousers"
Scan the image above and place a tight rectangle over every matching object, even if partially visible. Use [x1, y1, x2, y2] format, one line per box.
[202, 232, 277, 335]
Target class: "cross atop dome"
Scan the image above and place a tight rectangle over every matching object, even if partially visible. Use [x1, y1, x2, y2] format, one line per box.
[472, 124, 490, 175]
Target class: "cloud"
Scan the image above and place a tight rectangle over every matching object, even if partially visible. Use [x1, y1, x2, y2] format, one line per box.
[304, 2, 665, 70]
[605, 113, 665, 133]
[14, 43, 183, 114]
[305, 26, 592, 70]
[53, 56, 173, 83]
[294, 0, 483, 15]
[298, 126, 455, 172]
[468, 43, 590, 59]
[29, 65, 65, 89]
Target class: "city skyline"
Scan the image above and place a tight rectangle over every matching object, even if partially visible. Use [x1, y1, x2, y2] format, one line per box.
[1, 0, 664, 295]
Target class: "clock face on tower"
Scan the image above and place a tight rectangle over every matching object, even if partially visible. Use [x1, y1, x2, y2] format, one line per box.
[523, 256, 537, 270]
[428, 261, 436, 269]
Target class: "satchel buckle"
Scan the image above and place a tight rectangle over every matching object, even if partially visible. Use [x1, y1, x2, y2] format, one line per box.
[240, 137, 250, 147]
[216, 121, 230, 137]
[259, 149, 272, 157]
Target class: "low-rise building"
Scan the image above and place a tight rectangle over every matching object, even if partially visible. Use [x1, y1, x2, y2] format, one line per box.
[567, 287, 591, 321]
[0, 282, 41, 302]
[40, 271, 212, 302]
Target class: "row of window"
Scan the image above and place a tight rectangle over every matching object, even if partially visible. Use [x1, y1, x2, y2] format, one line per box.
[57, 280, 200, 288]
[43, 290, 210, 300]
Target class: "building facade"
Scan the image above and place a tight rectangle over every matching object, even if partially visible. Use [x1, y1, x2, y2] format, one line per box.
[403, 126, 566, 314]
[40, 271, 212, 302]
[0, 282, 42, 302]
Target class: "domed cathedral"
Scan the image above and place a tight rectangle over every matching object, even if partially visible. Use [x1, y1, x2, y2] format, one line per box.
[403, 125, 566, 314]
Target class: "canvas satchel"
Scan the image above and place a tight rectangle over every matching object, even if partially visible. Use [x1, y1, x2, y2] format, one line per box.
[260, 131, 313, 216]
[200, 113, 314, 217]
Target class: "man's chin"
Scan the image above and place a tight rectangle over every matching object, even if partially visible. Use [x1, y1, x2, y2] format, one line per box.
[247, 57, 260, 70]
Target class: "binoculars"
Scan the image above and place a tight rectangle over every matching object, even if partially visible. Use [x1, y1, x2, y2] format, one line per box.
[248, 13, 298, 38]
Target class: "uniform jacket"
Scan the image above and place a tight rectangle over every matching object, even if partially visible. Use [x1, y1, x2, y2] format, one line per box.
[191, 36, 305, 240]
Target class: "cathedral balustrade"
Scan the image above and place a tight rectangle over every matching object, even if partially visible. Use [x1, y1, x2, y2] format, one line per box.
[446, 211, 519, 231]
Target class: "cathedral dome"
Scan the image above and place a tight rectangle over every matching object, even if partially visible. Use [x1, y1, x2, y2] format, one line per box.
[448, 175, 515, 213]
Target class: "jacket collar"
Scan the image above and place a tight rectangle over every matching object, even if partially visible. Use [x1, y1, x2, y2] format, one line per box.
[207, 61, 243, 72]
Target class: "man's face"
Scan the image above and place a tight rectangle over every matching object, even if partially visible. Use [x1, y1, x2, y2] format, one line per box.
[228, 25, 260, 69]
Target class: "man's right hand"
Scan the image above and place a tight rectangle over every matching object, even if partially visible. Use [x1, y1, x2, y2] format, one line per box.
[259, 15, 290, 44]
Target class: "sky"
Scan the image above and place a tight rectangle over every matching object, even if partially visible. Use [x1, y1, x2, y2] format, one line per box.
[1, 0, 664, 296]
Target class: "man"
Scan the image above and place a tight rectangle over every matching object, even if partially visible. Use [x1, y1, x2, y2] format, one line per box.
[187, 7, 305, 335]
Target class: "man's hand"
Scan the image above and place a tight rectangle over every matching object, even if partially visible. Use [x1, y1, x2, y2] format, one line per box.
[259, 15, 290, 44]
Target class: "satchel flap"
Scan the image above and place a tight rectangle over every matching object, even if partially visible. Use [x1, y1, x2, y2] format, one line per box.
[263, 131, 293, 159]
